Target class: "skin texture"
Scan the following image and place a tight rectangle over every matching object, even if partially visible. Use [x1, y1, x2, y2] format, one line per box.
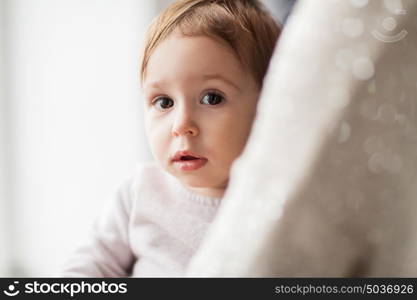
[142, 32, 259, 198]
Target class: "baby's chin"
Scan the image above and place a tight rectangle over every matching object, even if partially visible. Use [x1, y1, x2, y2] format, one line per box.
[162, 162, 229, 192]
[178, 175, 215, 188]
[178, 175, 228, 196]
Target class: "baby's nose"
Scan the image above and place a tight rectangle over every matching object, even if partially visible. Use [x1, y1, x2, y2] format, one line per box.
[171, 111, 199, 137]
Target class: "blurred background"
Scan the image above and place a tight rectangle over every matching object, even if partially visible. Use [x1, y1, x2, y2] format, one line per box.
[0, 0, 161, 277]
[0, 0, 291, 277]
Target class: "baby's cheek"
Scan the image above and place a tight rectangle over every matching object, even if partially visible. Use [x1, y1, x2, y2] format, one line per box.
[146, 122, 168, 157]
[215, 129, 247, 164]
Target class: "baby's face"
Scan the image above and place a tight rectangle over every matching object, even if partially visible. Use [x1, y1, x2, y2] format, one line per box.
[142, 32, 259, 198]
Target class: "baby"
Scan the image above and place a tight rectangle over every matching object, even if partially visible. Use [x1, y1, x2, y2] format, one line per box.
[62, 0, 280, 277]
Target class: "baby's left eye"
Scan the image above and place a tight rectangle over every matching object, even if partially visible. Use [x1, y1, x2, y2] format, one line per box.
[200, 92, 224, 106]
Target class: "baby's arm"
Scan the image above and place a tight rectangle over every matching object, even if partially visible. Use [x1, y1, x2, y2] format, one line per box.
[60, 180, 135, 277]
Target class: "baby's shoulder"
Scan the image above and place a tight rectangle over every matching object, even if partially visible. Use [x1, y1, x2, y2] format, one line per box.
[115, 160, 178, 212]
[131, 160, 166, 182]
[122, 160, 171, 194]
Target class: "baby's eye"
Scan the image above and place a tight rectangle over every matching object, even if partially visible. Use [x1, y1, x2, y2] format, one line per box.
[153, 97, 174, 110]
[200, 92, 224, 106]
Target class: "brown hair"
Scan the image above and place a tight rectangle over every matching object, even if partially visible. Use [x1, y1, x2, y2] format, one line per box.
[140, 0, 281, 88]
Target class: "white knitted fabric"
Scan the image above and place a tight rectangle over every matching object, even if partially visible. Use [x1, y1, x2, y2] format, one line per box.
[61, 161, 221, 277]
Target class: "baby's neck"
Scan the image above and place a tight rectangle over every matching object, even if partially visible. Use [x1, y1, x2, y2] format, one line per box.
[187, 186, 225, 199]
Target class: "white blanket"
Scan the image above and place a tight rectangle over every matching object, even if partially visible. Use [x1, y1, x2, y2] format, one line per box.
[186, 0, 417, 277]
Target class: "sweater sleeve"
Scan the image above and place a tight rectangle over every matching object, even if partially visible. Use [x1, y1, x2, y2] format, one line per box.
[60, 178, 136, 277]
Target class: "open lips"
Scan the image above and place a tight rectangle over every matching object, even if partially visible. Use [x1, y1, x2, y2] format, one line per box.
[172, 151, 206, 162]
[180, 155, 199, 161]
[172, 151, 208, 171]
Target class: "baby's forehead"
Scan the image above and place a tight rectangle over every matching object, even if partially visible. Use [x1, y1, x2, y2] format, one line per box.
[143, 33, 252, 89]
[157, 31, 241, 64]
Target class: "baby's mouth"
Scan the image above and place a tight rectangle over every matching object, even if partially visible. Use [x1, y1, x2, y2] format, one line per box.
[171, 150, 208, 171]
[179, 155, 199, 161]
[171, 150, 206, 162]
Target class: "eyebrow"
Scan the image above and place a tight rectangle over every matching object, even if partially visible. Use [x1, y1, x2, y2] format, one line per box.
[202, 73, 241, 91]
[144, 73, 241, 92]
[143, 79, 167, 90]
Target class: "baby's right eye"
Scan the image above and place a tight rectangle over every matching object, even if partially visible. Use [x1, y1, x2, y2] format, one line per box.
[153, 97, 174, 110]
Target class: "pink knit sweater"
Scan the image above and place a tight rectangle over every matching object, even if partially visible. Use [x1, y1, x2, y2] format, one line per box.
[61, 161, 221, 277]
